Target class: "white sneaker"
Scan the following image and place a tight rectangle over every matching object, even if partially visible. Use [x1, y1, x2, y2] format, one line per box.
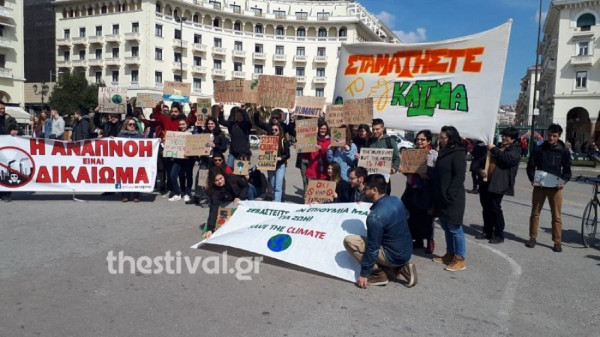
[183, 194, 191, 202]
[168, 195, 181, 201]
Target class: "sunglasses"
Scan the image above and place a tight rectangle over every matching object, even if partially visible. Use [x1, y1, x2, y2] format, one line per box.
[127, 123, 136, 126]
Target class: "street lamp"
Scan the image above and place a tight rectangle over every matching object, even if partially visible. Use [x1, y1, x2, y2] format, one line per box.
[530, 0, 545, 154]
[32, 82, 49, 111]
[175, 16, 187, 79]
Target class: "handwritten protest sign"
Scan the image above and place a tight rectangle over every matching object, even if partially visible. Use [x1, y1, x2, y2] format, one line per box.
[358, 148, 393, 175]
[294, 118, 319, 153]
[258, 75, 297, 108]
[136, 93, 162, 108]
[195, 98, 212, 126]
[216, 205, 236, 231]
[214, 79, 258, 103]
[184, 134, 211, 156]
[197, 169, 209, 188]
[344, 97, 373, 125]
[325, 105, 345, 127]
[163, 81, 191, 103]
[305, 180, 336, 204]
[98, 87, 127, 114]
[294, 96, 326, 117]
[330, 128, 346, 147]
[401, 149, 429, 177]
[233, 160, 250, 176]
[164, 131, 187, 158]
[257, 136, 279, 171]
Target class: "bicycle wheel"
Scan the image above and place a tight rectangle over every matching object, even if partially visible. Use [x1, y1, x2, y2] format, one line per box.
[581, 199, 598, 247]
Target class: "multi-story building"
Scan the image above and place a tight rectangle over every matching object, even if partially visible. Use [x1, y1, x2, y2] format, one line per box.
[0, 0, 25, 105]
[53, 0, 398, 106]
[25, 0, 56, 84]
[538, 0, 600, 151]
[515, 66, 539, 127]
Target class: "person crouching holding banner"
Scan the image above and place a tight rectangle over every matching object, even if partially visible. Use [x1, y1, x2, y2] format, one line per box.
[343, 174, 417, 288]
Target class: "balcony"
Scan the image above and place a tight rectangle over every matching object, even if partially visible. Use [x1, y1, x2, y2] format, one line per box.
[125, 57, 141, 64]
[313, 76, 326, 84]
[232, 50, 246, 58]
[129, 82, 140, 88]
[105, 58, 121, 66]
[72, 59, 87, 67]
[111, 81, 120, 86]
[294, 55, 307, 63]
[296, 76, 306, 83]
[105, 35, 121, 43]
[0, 36, 14, 49]
[125, 32, 141, 41]
[212, 47, 227, 56]
[253, 52, 266, 61]
[193, 43, 208, 52]
[72, 37, 87, 45]
[191, 65, 207, 74]
[88, 58, 104, 67]
[173, 39, 188, 49]
[273, 54, 286, 62]
[172, 62, 188, 71]
[571, 55, 593, 66]
[252, 73, 261, 80]
[232, 71, 246, 79]
[88, 36, 104, 44]
[0, 67, 12, 79]
[0, 6, 13, 19]
[155, 82, 164, 89]
[193, 89, 202, 95]
[57, 38, 71, 46]
[212, 68, 227, 77]
[313, 56, 328, 63]
[56, 60, 72, 67]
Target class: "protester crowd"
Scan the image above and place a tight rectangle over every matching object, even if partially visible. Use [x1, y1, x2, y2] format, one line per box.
[0, 99, 573, 288]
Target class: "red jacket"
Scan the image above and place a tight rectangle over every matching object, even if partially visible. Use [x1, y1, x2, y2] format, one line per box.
[303, 136, 331, 180]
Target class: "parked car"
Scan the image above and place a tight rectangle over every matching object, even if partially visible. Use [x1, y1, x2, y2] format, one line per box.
[389, 134, 414, 152]
[249, 134, 260, 148]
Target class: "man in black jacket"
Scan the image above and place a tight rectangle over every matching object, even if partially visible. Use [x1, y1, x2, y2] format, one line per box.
[71, 109, 91, 141]
[0, 101, 19, 202]
[526, 124, 572, 252]
[218, 105, 252, 169]
[476, 127, 521, 244]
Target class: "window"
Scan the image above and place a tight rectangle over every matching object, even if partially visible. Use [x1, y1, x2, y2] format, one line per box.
[193, 14, 199, 23]
[316, 88, 324, 97]
[194, 56, 201, 66]
[576, 71, 588, 88]
[132, 22, 139, 33]
[112, 71, 119, 83]
[255, 24, 263, 34]
[231, 4, 241, 14]
[155, 24, 163, 37]
[318, 28, 327, 37]
[0, 26, 3, 37]
[234, 41, 243, 51]
[296, 87, 304, 96]
[95, 49, 102, 59]
[175, 29, 181, 39]
[275, 45, 284, 55]
[577, 13, 596, 31]
[317, 47, 326, 56]
[88, 7, 93, 16]
[234, 21, 241, 31]
[255, 44, 263, 53]
[275, 66, 283, 75]
[112, 24, 119, 35]
[194, 34, 202, 44]
[214, 59, 222, 69]
[296, 47, 305, 56]
[63, 51, 70, 61]
[193, 78, 201, 89]
[79, 27, 86, 37]
[174, 75, 182, 82]
[131, 46, 139, 57]
[234, 62, 243, 71]
[156, 3, 161, 12]
[131, 70, 138, 83]
[297, 28, 306, 37]
[254, 64, 263, 74]
[214, 38, 222, 47]
[274, 10, 286, 19]
[295, 11, 308, 20]
[339, 28, 347, 37]
[96, 26, 102, 36]
[252, 7, 262, 16]
[578, 41, 589, 56]
[209, 1, 221, 10]
[316, 68, 325, 77]
[155, 48, 163, 60]
[317, 12, 330, 21]
[112, 47, 119, 58]
[275, 26, 284, 35]
[174, 52, 182, 62]
[101, 5, 107, 14]
[296, 67, 305, 76]
[95, 72, 102, 84]
[213, 18, 220, 27]
[64, 29, 70, 39]
[79, 50, 85, 60]
[155, 71, 162, 84]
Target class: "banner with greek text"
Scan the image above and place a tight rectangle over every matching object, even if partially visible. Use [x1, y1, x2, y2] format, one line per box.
[192, 201, 371, 282]
[0, 136, 159, 192]
[334, 22, 511, 143]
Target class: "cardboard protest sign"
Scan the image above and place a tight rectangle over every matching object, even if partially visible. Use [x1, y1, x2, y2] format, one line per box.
[257, 135, 279, 171]
[344, 97, 373, 125]
[233, 160, 250, 176]
[197, 169, 209, 188]
[334, 22, 511, 143]
[98, 87, 127, 114]
[163, 131, 187, 158]
[358, 148, 394, 175]
[195, 98, 212, 126]
[136, 93, 162, 108]
[305, 180, 336, 204]
[325, 105, 345, 127]
[163, 81, 191, 103]
[330, 128, 346, 147]
[215, 205, 237, 231]
[294, 96, 326, 117]
[184, 134, 211, 156]
[294, 118, 319, 153]
[258, 75, 297, 108]
[400, 149, 429, 177]
[214, 79, 258, 103]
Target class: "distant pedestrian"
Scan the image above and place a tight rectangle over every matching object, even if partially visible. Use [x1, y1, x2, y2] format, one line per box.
[71, 108, 91, 141]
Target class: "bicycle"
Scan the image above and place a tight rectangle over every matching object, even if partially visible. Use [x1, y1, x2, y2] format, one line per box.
[581, 177, 600, 247]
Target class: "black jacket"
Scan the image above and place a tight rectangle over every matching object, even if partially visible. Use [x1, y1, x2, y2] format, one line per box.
[202, 128, 228, 155]
[94, 113, 122, 138]
[432, 146, 466, 224]
[71, 115, 91, 141]
[206, 174, 249, 231]
[219, 109, 251, 157]
[335, 179, 352, 202]
[470, 143, 487, 173]
[0, 114, 19, 135]
[526, 140, 572, 183]
[481, 143, 521, 196]
[276, 137, 290, 167]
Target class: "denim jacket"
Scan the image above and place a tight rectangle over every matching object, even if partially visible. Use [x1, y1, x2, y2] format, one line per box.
[361, 195, 413, 277]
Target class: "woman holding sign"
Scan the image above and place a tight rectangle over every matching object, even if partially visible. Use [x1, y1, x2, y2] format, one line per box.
[203, 167, 249, 239]
[327, 125, 357, 182]
[303, 120, 331, 182]
[268, 124, 290, 202]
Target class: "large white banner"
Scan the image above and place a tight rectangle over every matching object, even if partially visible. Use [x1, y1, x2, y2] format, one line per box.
[192, 201, 371, 282]
[334, 22, 511, 143]
[0, 136, 159, 192]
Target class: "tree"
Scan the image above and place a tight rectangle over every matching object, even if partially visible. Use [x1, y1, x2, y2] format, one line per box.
[48, 72, 102, 116]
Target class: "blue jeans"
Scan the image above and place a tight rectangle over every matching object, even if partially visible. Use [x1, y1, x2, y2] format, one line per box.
[227, 153, 236, 169]
[268, 164, 286, 202]
[440, 222, 466, 258]
[247, 183, 258, 200]
[170, 160, 182, 196]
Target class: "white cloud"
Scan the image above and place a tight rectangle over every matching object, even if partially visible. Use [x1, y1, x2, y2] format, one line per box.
[394, 28, 427, 43]
[376, 10, 396, 28]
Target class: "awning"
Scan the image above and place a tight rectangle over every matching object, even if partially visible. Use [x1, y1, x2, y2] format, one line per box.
[6, 106, 32, 123]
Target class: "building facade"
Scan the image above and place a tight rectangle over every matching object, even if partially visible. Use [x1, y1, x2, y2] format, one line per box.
[52, 0, 398, 106]
[24, 0, 56, 84]
[0, 0, 25, 105]
[538, 0, 600, 151]
[515, 66, 539, 127]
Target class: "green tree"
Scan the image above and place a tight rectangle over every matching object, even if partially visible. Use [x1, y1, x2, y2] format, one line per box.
[48, 72, 102, 116]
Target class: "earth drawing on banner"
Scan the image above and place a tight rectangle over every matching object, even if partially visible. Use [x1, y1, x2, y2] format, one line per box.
[267, 234, 292, 252]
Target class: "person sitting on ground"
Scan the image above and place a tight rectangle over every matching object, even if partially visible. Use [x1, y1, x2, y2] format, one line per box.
[348, 166, 369, 202]
[343, 174, 417, 288]
[327, 162, 352, 202]
[117, 117, 144, 202]
[210, 151, 233, 175]
[203, 167, 249, 239]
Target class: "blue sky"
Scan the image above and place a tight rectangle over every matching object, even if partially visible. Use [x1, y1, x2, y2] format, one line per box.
[361, 0, 549, 105]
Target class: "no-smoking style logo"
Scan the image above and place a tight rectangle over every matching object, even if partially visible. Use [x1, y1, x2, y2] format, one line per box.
[0, 147, 36, 188]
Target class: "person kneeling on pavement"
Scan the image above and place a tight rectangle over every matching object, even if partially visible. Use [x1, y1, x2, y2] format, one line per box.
[343, 174, 417, 288]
